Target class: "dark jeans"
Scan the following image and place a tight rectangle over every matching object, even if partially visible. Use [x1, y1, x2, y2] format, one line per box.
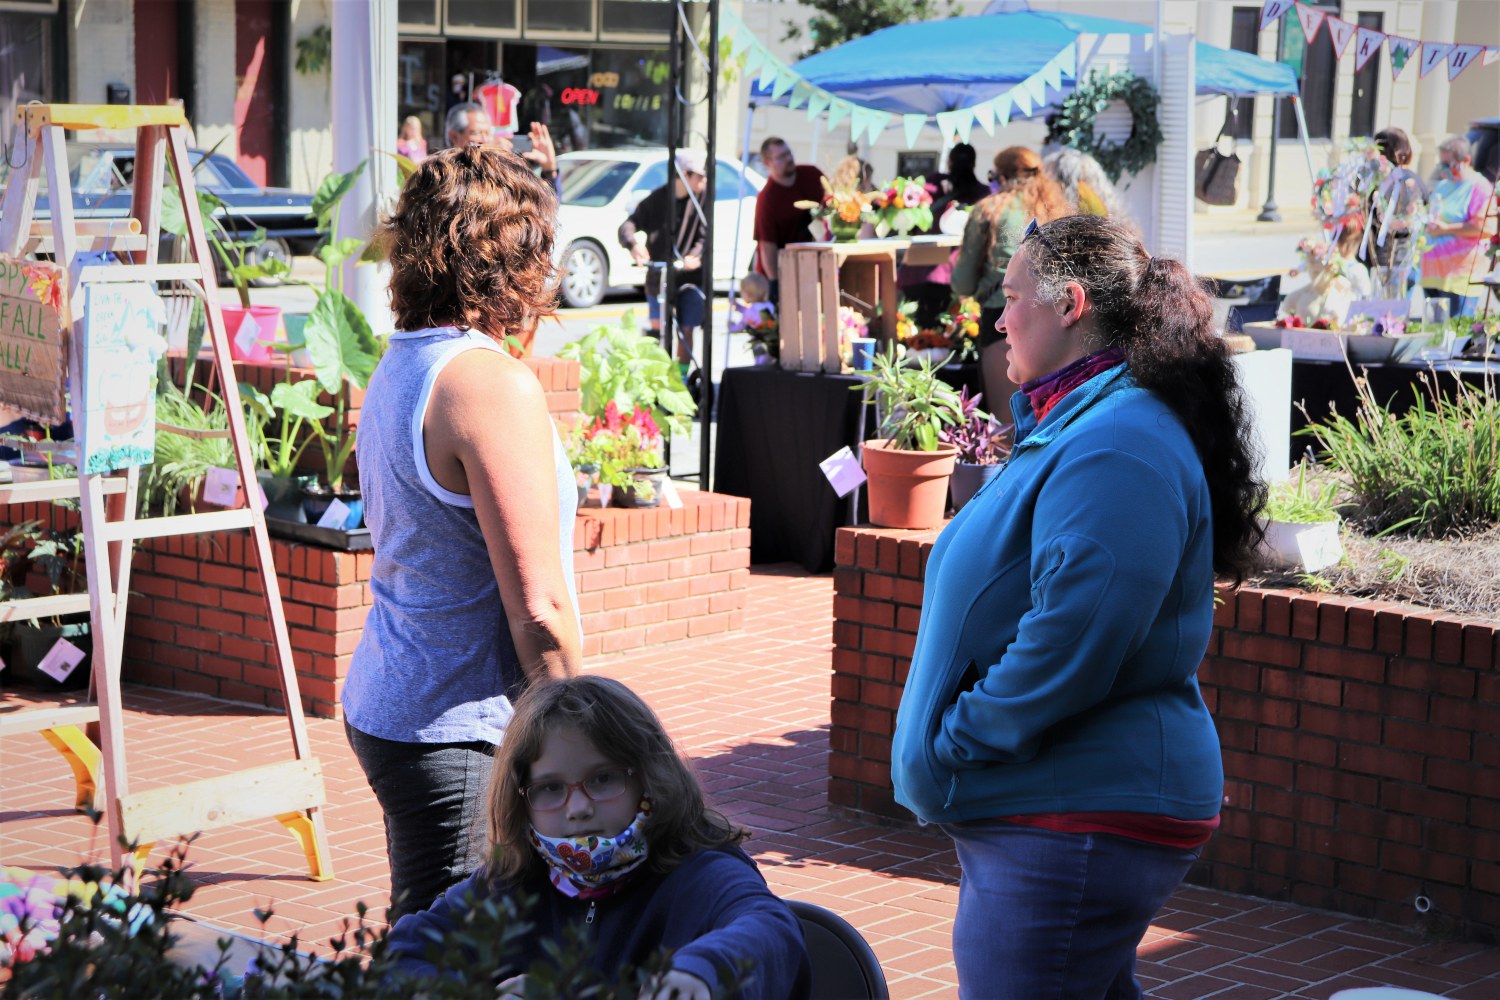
[344, 721, 496, 921]
[943, 820, 1201, 1000]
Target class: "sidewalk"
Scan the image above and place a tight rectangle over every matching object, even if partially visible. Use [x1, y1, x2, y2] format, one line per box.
[4, 565, 1498, 997]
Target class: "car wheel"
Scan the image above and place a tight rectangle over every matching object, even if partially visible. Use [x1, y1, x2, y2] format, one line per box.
[561, 241, 607, 309]
[250, 237, 292, 287]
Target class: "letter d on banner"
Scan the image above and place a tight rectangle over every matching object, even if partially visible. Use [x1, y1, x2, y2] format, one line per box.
[1260, 0, 1292, 31]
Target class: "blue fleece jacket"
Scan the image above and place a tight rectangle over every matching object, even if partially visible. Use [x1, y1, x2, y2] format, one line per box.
[891, 364, 1224, 824]
[386, 846, 810, 999]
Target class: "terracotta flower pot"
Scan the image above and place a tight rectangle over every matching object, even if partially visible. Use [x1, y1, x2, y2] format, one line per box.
[861, 439, 957, 529]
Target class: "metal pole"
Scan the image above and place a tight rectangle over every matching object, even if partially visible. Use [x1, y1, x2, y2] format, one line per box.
[700, 0, 719, 492]
[664, 0, 682, 362]
[1257, 19, 1286, 223]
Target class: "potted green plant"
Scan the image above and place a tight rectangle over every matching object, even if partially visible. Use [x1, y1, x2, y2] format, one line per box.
[940, 386, 1009, 512]
[10, 527, 91, 691]
[558, 311, 697, 441]
[139, 383, 258, 516]
[1258, 464, 1344, 572]
[241, 376, 334, 522]
[854, 346, 963, 529]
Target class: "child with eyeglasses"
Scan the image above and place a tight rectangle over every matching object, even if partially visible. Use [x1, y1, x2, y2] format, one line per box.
[385, 675, 811, 1000]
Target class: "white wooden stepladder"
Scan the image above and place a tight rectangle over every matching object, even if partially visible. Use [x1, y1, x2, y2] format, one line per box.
[0, 104, 332, 882]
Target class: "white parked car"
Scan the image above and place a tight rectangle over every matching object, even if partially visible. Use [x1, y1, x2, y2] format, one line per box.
[554, 148, 765, 308]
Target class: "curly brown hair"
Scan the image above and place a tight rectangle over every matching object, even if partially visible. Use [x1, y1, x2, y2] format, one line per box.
[484, 676, 746, 886]
[973, 146, 1072, 262]
[379, 145, 559, 343]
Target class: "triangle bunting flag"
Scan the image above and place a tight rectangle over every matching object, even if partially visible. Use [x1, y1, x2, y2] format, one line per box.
[1010, 83, 1033, 119]
[825, 99, 852, 130]
[1260, 0, 1293, 32]
[1294, 2, 1326, 46]
[1484, 47, 1500, 68]
[970, 98, 997, 137]
[788, 80, 813, 111]
[1419, 42, 1454, 79]
[934, 107, 975, 145]
[1352, 27, 1385, 73]
[903, 114, 928, 149]
[1056, 42, 1077, 81]
[742, 43, 767, 79]
[1447, 44, 1484, 81]
[1325, 17, 1357, 59]
[864, 111, 892, 145]
[1040, 51, 1065, 93]
[993, 92, 1013, 129]
[771, 66, 796, 101]
[1387, 35, 1419, 81]
[1021, 70, 1050, 110]
[806, 89, 831, 119]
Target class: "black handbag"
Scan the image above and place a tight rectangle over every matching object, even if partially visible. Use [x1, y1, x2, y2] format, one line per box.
[1195, 119, 1241, 207]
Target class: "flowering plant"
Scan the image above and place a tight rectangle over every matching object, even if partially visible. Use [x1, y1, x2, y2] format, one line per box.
[838, 305, 869, 368]
[743, 310, 779, 361]
[1292, 238, 1352, 279]
[794, 177, 876, 240]
[570, 401, 665, 489]
[1273, 312, 1335, 330]
[869, 176, 934, 237]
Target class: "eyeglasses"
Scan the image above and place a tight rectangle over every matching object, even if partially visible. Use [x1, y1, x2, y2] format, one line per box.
[521, 767, 636, 812]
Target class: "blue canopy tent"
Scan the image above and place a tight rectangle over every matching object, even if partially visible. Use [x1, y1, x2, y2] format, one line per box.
[747, 11, 1297, 111]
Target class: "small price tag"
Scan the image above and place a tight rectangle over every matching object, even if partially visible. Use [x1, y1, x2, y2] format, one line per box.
[37, 636, 87, 683]
[661, 478, 684, 509]
[234, 312, 263, 355]
[820, 446, 867, 498]
[316, 497, 351, 530]
[202, 466, 241, 507]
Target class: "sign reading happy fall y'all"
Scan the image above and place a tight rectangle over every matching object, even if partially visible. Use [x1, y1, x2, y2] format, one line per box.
[0, 254, 70, 425]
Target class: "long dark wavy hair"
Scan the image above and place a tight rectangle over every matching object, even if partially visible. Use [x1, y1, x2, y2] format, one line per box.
[377, 144, 559, 342]
[1021, 215, 1267, 578]
[485, 676, 746, 885]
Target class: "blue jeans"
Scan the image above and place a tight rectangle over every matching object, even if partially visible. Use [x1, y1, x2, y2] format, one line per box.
[344, 721, 496, 920]
[647, 282, 706, 331]
[942, 821, 1201, 1000]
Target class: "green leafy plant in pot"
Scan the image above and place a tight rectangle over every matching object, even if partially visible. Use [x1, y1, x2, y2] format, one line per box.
[11, 527, 92, 691]
[256, 162, 382, 529]
[1257, 463, 1344, 573]
[570, 401, 668, 508]
[242, 377, 335, 522]
[940, 385, 1010, 513]
[854, 346, 963, 529]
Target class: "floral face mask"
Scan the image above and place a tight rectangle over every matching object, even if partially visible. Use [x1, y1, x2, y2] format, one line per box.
[529, 802, 652, 899]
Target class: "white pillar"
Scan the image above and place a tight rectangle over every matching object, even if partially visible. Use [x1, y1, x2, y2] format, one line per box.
[332, 0, 397, 334]
[1411, 1, 1457, 175]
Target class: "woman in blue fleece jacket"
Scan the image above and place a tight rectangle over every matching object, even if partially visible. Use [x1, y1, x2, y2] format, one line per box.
[891, 215, 1266, 1000]
[387, 676, 810, 999]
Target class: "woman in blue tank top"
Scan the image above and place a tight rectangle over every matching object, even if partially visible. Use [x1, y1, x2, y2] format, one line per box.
[344, 145, 581, 919]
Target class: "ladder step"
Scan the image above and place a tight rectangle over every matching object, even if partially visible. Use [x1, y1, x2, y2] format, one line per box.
[27, 234, 149, 255]
[77, 263, 206, 285]
[97, 507, 255, 543]
[119, 759, 325, 844]
[0, 703, 100, 738]
[19, 103, 186, 131]
[0, 592, 90, 623]
[0, 476, 129, 506]
[30, 218, 143, 237]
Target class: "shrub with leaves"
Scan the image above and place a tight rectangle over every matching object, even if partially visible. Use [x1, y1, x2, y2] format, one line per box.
[1304, 371, 1500, 538]
[4, 840, 748, 999]
[558, 312, 696, 440]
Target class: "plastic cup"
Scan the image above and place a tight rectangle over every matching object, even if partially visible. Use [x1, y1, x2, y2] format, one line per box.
[851, 337, 877, 371]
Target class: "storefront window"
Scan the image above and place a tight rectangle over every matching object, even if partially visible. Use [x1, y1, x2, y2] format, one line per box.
[397, 0, 440, 33]
[524, 0, 593, 36]
[446, 0, 517, 35]
[600, 1, 672, 37]
[396, 40, 449, 148]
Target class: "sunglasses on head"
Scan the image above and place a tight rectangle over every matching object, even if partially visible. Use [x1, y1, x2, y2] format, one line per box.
[1023, 217, 1069, 264]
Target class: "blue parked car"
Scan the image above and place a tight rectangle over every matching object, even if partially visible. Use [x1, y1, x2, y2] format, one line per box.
[8, 142, 318, 281]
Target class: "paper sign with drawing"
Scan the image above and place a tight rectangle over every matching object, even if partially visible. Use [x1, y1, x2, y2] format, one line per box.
[80, 283, 167, 474]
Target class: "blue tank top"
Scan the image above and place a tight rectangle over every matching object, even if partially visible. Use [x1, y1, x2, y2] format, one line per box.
[343, 327, 578, 745]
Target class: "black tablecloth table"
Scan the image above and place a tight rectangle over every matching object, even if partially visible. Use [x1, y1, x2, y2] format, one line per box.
[714, 365, 866, 573]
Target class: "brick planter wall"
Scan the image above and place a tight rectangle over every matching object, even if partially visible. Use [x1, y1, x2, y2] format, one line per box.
[119, 491, 750, 719]
[830, 523, 1500, 937]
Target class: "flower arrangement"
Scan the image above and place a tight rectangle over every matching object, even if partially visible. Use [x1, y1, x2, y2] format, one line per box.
[743, 310, 779, 362]
[1310, 139, 1383, 233]
[794, 177, 876, 241]
[570, 401, 665, 492]
[869, 177, 934, 237]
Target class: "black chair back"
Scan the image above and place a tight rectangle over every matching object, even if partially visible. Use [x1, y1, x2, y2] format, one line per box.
[787, 900, 890, 1000]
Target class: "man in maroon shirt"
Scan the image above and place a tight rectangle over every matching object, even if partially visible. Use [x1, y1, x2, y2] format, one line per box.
[752, 137, 825, 292]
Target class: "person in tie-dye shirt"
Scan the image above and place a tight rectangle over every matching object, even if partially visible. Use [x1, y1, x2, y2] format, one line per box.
[1420, 135, 1495, 317]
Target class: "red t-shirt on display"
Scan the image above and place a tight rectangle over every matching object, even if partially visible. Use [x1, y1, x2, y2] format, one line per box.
[753, 164, 826, 275]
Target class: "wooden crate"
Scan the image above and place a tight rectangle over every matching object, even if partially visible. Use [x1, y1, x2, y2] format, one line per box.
[778, 242, 898, 373]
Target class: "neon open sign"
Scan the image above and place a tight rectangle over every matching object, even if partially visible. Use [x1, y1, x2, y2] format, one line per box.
[561, 88, 600, 105]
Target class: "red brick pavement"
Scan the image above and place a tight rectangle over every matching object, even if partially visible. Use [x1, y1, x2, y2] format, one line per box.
[4, 565, 1498, 997]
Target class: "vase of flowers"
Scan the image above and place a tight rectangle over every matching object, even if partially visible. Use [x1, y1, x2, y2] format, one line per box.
[794, 177, 876, 242]
[870, 177, 935, 237]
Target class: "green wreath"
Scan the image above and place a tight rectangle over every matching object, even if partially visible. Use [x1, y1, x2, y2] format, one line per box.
[1045, 69, 1163, 184]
